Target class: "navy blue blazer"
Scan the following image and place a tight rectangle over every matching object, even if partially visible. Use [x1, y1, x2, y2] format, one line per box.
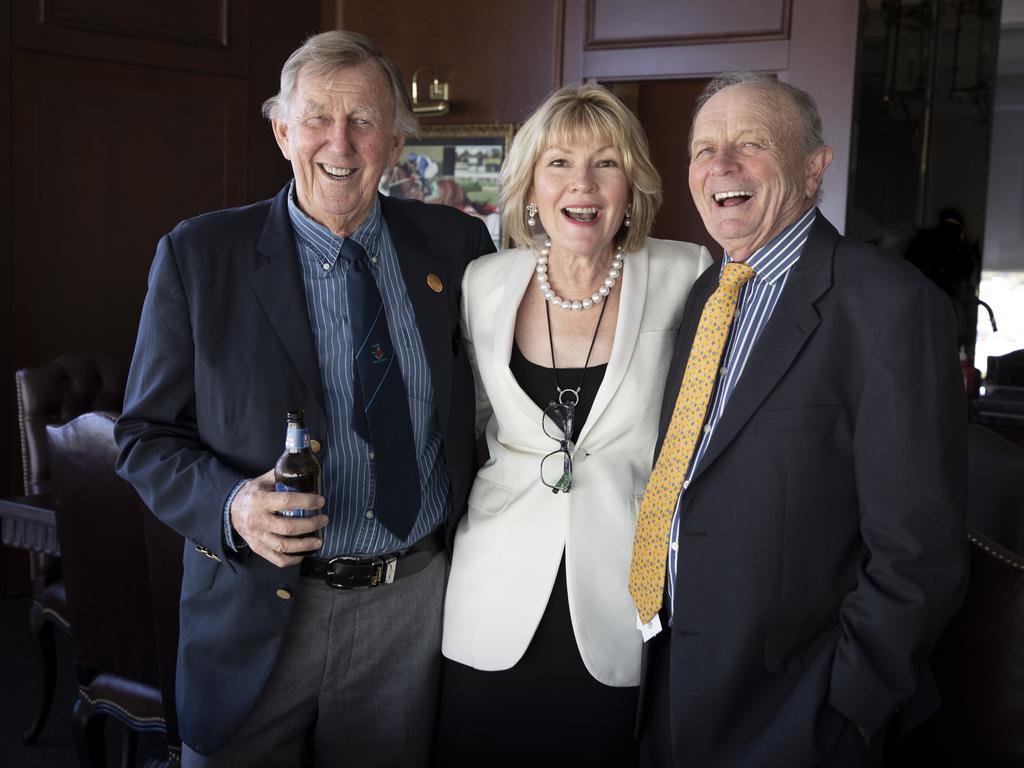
[115, 185, 494, 754]
[638, 213, 969, 767]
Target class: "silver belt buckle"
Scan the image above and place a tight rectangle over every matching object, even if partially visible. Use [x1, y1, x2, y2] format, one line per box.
[382, 555, 397, 585]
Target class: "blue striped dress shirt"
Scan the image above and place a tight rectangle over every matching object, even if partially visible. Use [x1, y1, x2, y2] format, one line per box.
[285, 187, 447, 556]
[666, 207, 817, 619]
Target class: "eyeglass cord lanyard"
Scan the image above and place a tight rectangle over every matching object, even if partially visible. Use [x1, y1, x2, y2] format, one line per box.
[545, 283, 611, 410]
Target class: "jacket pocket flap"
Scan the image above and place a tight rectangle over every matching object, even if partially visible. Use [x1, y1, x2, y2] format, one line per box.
[467, 475, 514, 516]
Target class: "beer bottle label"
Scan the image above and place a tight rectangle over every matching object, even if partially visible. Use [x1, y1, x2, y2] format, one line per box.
[275, 481, 315, 517]
[285, 425, 310, 453]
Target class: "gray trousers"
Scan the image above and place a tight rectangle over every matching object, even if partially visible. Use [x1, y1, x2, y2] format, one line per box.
[183, 549, 446, 768]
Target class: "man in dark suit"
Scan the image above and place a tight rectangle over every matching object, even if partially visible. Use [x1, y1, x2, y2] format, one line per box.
[115, 31, 493, 767]
[632, 72, 968, 767]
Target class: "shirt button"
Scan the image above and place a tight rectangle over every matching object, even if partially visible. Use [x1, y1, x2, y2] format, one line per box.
[682, 480, 690, 489]
[671, 541, 679, 552]
[366, 509, 375, 519]
[322, 262, 331, 271]
[720, 366, 728, 376]
[370, 256, 378, 265]
[368, 450, 375, 460]
[703, 424, 712, 434]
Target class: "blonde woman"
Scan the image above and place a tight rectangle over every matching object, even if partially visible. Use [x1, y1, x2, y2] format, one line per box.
[434, 84, 711, 765]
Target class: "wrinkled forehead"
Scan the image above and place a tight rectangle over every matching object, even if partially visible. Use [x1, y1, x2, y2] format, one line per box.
[292, 61, 392, 109]
[691, 84, 793, 144]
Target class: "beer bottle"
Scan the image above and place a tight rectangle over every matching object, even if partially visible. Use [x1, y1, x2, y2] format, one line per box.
[274, 409, 321, 517]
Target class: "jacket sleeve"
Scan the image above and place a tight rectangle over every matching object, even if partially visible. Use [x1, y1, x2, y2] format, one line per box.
[829, 280, 969, 735]
[114, 232, 246, 563]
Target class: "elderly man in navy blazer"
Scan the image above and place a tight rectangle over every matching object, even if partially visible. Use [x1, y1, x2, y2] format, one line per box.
[115, 31, 493, 767]
[633, 72, 968, 767]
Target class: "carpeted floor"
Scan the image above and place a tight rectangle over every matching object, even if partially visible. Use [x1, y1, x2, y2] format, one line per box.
[0, 596, 164, 767]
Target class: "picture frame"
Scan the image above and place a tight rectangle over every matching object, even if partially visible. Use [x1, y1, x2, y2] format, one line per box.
[380, 123, 515, 250]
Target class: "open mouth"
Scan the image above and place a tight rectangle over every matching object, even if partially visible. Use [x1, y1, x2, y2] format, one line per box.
[713, 191, 753, 207]
[562, 206, 600, 223]
[318, 163, 355, 181]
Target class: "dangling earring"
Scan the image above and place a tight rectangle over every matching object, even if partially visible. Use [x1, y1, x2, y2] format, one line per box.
[527, 203, 538, 228]
[624, 203, 633, 228]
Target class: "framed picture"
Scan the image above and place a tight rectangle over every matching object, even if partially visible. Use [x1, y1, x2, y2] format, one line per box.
[380, 123, 515, 250]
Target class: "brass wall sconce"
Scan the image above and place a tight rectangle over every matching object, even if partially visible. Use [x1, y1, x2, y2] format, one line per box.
[411, 67, 450, 115]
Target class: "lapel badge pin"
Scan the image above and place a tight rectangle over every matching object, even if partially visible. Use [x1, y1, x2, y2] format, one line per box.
[427, 274, 443, 293]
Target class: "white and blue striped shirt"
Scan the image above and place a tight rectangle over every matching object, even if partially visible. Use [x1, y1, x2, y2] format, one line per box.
[666, 207, 817, 621]
[286, 188, 448, 556]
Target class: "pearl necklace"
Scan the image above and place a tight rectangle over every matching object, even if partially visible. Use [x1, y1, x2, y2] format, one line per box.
[535, 240, 624, 311]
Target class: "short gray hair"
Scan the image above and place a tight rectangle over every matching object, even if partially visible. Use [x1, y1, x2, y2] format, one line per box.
[262, 30, 417, 138]
[690, 71, 825, 154]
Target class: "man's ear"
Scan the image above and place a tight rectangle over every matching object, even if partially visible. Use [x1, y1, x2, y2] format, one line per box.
[805, 145, 833, 199]
[272, 119, 291, 161]
[389, 133, 406, 166]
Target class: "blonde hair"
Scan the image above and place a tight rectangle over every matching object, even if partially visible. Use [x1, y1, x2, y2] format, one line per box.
[500, 83, 662, 253]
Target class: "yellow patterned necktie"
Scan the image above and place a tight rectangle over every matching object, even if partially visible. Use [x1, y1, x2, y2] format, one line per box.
[629, 261, 756, 624]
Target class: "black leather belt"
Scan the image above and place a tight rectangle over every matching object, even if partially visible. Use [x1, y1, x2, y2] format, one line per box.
[299, 529, 442, 589]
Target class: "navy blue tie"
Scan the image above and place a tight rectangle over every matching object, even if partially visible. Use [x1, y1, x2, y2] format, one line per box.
[341, 238, 421, 540]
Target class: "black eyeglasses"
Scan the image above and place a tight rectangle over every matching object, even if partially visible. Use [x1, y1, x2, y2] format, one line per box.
[541, 401, 575, 493]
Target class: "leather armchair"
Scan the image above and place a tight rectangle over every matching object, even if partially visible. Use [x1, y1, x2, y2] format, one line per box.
[15, 352, 126, 743]
[47, 412, 182, 768]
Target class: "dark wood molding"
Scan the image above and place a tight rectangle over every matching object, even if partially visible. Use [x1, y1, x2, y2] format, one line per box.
[40, 0, 231, 49]
[13, 0, 250, 76]
[584, 0, 792, 50]
[553, 0, 565, 88]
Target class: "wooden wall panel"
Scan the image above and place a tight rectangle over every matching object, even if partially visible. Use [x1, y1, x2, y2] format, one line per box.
[2, 5, 13, 498]
[245, 4, 322, 202]
[1, 0, 31, 595]
[11, 52, 248, 371]
[588, 0, 790, 48]
[338, 0, 563, 124]
[635, 79, 719, 256]
[13, 0, 250, 76]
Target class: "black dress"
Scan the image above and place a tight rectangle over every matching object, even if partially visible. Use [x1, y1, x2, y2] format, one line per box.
[433, 343, 640, 767]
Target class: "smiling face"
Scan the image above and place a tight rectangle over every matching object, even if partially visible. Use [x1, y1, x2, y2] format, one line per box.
[688, 84, 832, 261]
[272, 60, 404, 236]
[530, 136, 629, 263]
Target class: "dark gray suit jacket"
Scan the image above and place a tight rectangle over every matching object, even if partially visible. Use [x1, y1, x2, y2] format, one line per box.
[115, 185, 494, 754]
[639, 212, 968, 767]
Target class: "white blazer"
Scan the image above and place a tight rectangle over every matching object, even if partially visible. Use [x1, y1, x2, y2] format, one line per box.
[442, 237, 711, 686]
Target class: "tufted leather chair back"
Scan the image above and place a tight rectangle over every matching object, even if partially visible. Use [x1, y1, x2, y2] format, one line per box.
[16, 353, 126, 496]
[48, 411, 160, 685]
[46, 411, 183, 759]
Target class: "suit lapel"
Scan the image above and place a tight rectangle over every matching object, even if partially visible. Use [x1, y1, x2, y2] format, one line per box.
[250, 185, 326, 414]
[686, 213, 838, 485]
[381, 196, 456, 432]
[576, 242, 648, 447]
[493, 249, 548, 426]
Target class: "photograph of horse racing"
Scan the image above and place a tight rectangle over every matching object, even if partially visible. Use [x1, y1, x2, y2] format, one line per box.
[379, 123, 515, 249]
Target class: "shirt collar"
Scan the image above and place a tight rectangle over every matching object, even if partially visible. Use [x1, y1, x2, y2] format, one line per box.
[286, 181, 382, 266]
[721, 207, 817, 285]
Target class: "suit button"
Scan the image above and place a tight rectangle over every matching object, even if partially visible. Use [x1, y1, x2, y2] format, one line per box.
[275, 588, 292, 600]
